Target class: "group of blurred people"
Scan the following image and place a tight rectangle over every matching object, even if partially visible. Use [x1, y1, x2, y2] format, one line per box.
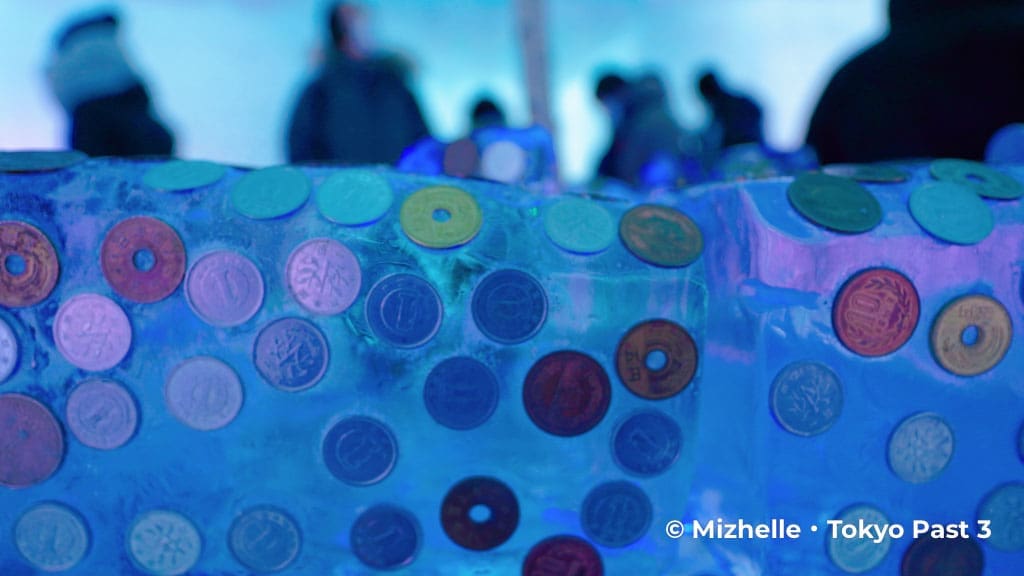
[43, 0, 1024, 189]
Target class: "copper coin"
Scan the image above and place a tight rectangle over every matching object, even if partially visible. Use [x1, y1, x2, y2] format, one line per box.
[900, 533, 983, 576]
[833, 268, 919, 357]
[930, 294, 1012, 376]
[522, 535, 603, 576]
[441, 476, 519, 551]
[101, 216, 186, 303]
[523, 350, 611, 437]
[0, 221, 60, 307]
[0, 394, 64, 488]
[619, 204, 703, 267]
[616, 319, 697, 400]
[443, 138, 480, 178]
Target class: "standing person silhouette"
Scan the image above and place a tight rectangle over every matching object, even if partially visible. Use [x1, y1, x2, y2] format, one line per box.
[697, 70, 764, 153]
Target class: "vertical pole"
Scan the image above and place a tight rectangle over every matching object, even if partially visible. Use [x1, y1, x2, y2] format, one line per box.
[515, 0, 553, 133]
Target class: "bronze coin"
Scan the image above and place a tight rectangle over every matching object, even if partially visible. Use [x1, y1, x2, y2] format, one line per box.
[522, 350, 611, 437]
[441, 476, 519, 551]
[101, 216, 186, 303]
[443, 138, 480, 178]
[0, 394, 65, 488]
[616, 319, 698, 400]
[619, 204, 703, 268]
[900, 533, 983, 576]
[522, 535, 603, 576]
[930, 294, 1012, 376]
[0, 221, 60, 308]
[833, 268, 919, 357]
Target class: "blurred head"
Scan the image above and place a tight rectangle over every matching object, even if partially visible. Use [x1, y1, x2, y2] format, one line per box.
[55, 10, 119, 51]
[889, 0, 1023, 28]
[698, 71, 722, 101]
[595, 73, 627, 104]
[328, 2, 371, 57]
[471, 97, 506, 130]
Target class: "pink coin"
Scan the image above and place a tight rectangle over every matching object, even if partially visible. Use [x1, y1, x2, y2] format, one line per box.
[65, 379, 138, 450]
[0, 394, 64, 488]
[286, 238, 361, 315]
[53, 294, 132, 371]
[165, 356, 244, 431]
[186, 250, 265, 327]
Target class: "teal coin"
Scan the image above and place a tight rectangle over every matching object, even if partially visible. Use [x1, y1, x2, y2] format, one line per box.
[143, 160, 227, 191]
[909, 182, 993, 245]
[787, 173, 882, 233]
[316, 169, 393, 225]
[231, 166, 310, 219]
[822, 163, 908, 183]
[543, 197, 615, 254]
[0, 150, 87, 172]
[930, 158, 1024, 199]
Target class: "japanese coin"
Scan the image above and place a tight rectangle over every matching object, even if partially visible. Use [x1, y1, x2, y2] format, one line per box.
[616, 319, 697, 400]
[101, 216, 186, 303]
[322, 416, 397, 486]
[909, 182, 993, 245]
[770, 361, 844, 437]
[471, 269, 547, 344]
[611, 409, 682, 477]
[0, 394, 64, 488]
[900, 533, 983, 576]
[480, 140, 527, 184]
[365, 273, 443, 348]
[930, 158, 1023, 199]
[15, 502, 90, 572]
[351, 504, 421, 570]
[423, 356, 500, 430]
[0, 220, 60, 307]
[165, 356, 244, 431]
[522, 535, 603, 576]
[53, 293, 132, 371]
[66, 379, 138, 449]
[930, 294, 1011, 377]
[186, 250, 264, 327]
[231, 166, 310, 219]
[0, 150, 86, 172]
[0, 315, 18, 382]
[580, 481, 653, 548]
[887, 412, 954, 484]
[543, 196, 616, 254]
[976, 482, 1024, 551]
[443, 138, 480, 178]
[253, 317, 329, 392]
[787, 172, 882, 233]
[229, 505, 302, 573]
[441, 476, 519, 551]
[400, 185, 483, 248]
[523, 350, 611, 437]
[316, 169, 394, 226]
[619, 204, 703, 267]
[143, 160, 226, 191]
[127, 510, 202, 576]
[822, 163, 909, 183]
[286, 238, 361, 315]
[833, 268, 919, 357]
[827, 504, 892, 573]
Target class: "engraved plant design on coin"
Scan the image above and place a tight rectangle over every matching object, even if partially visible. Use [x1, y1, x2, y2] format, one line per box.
[254, 318, 329, 392]
[229, 505, 302, 573]
[286, 238, 361, 315]
[15, 502, 90, 572]
[186, 250, 264, 327]
[887, 413, 954, 484]
[833, 268, 919, 357]
[128, 510, 202, 576]
[54, 293, 132, 371]
[165, 356, 244, 431]
[977, 482, 1024, 551]
[770, 361, 844, 437]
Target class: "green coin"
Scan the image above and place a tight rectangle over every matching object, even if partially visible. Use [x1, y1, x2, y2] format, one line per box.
[143, 160, 227, 191]
[230, 166, 310, 219]
[316, 169, 394, 225]
[822, 163, 908, 183]
[930, 158, 1023, 199]
[543, 197, 615, 254]
[400, 186, 482, 249]
[0, 150, 87, 173]
[787, 173, 883, 233]
[909, 182, 993, 245]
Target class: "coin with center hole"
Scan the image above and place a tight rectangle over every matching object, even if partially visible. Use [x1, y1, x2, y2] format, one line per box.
[523, 350, 611, 437]
[832, 268, 919, 357]
[616, 319, 698, 400]
[15, 502, 90, 572]
[127, 510, 202, 576]
[0, 394, 64, 488]
[909, 182, 993, 245]
[101, 216, 186, 303]
[351, 504, 421, 570]
[66, 379, 138, 449]
[53, 293, 132, 371]
[619, 204, 703, 267]
[522, 535, 604, 576]
[0, 221, 60, 307]
[887, 412, 954, 484]
[930, 294, 1011, 376]
[229, 505, 302, 573]
[787, 172, 882, 233]
[441, 476, 519, 551]
[770, 361, 844, 437]
[400, 186, 483, 248]
[930, 158, 1023, 199]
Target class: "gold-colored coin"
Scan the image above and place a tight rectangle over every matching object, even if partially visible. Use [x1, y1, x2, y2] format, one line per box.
[930, 294, 1012, 376]
[619, 204, 703, 267]
[400, 186, 483, 249]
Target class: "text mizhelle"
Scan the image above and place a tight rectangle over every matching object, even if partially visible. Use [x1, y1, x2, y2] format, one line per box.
[683, 518, 991, 541]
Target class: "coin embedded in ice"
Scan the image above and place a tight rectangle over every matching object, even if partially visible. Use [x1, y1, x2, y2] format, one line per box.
[286, 238, 361, 315]
[0, 315, 18, 382]
[443, 138, 480, 178]
[127, 510, 202, 576]
[909, 182, 993, 245]
[480, 140, 527, 184]
[365, 273, 443, 348]
[101, 216, 186, 303]
[253, 317, 329, 392]
[423, 356, 499, 430]
[930, 158, 1023, 199]
[580, 481, 653, 548]
[522, 535, 603, 576]
[186, 250, 264, 327]
[66, 379, 138, 449]
[143, 160, 226, 192]
[543, 196, 616, 254]
[351, 504, 421, 570]
[54, 293, 132, 371]
[930, 294, 1011, 376]
[441, 476, 519, 551]
[400, 185, 483, 248]
[0, 150, 86, 172]
[471, 269, 547, 344]
[316, 169, 394, 225]
[322, 416, 397, 486]
[619, 204, 703, 267]
[976, 482, 1024, 551]
[770, 361, 843, 437]
[827, 504, 892, 573]
[0, 220, 60, 308]
[523, 350, 611, 437]
[787, 172, 882, 233]
[229, 505, 302, 573]
[887, 412, 954, 484]
[15, 502, 90, 572]
[165, 356, 244, 431]
[821, 163, 908, 183]
[611, 409, 682, 477]
[616, 319, 698, 400]
[832, 268, 919, 357]
[231, 166, 310, 219]
[0, 394, 64, 488]
[900, 533, 983, 576]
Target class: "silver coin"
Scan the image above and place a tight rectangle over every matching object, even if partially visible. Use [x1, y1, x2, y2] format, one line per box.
[480, 140, 527, 183]
[887, 412, 954, 484]
[53, 293, 132, 371]
[770, 361, 844, 437]
[229, 505, 302, 573]
[827, 504, 892, 573]
[165, 357, 244, 431]
[0, 315, 17, 382]
[66, 379, 138, 450]
[185, 250, 264, 327]
[977, 482, 1024, 551]
[15, 502, 90, 572]
[285, 238, 361, 315]
[127, 510, 202, 576]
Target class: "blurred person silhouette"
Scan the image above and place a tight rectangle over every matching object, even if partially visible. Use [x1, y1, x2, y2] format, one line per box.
[287, 2, 430, 164]
[46, 10, 174, 157]
[470, 96, 507, 132]
[697, 70, 764, 154]
[806, 0, 1024, 164]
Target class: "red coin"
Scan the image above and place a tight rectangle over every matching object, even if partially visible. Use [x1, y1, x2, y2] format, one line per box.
[833, 268, 919, 357]
[0, 221, 60, 308]
[0, 394, 65, 488]
[443, 138, 480, 178]
[900, 533, 983, 576]
[522, 535, 604, 576]
[615, 319, 698, 400]
[523, 351, 611, 437]
[441, 476, 519, 551]
[101, 216, 186, 303]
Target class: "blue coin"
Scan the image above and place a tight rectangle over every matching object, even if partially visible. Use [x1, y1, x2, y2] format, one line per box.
[423, 356, 500, 430]
[350, 504, 421, 570]
[770, 361, 844, 437]
[471, 269, 547, 344]
[611, 410, 682, 477]
[365, 274, 443, 348]
[580, 481, 653, 548]
[908, 182, 993, 245]
[322, 416, 398, 486]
